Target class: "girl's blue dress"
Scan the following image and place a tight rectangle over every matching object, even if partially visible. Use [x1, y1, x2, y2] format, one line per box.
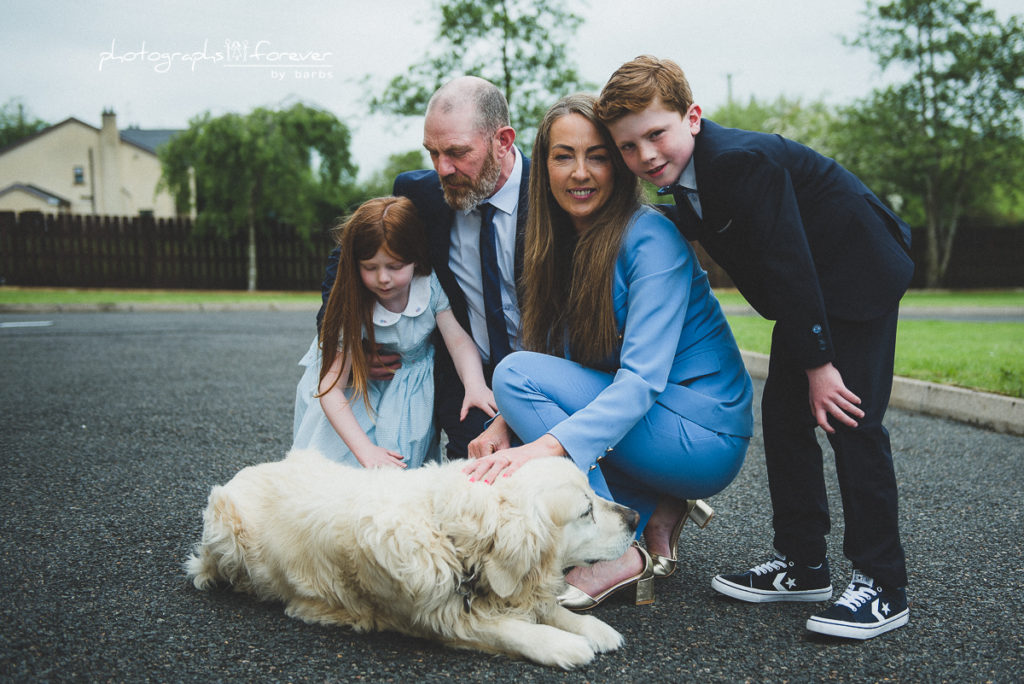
[292, 274, 450, 468]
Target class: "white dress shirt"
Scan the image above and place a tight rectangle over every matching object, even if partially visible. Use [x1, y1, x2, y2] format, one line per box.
[448, 147, 523, 364]
[677, 156, 703, 218]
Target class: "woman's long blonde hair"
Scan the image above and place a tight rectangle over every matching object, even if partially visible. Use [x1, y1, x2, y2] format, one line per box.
[318, 196, 431, 406]
[520, 94, 644, 365]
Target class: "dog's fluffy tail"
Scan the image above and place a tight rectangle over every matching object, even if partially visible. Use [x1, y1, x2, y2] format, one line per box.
[185, 486, 251, 591]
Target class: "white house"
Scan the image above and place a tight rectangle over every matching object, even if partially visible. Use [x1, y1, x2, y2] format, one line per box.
[0, 110, 180, 217]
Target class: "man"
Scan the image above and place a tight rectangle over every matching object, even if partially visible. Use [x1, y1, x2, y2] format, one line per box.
[317, 76, 530, 459]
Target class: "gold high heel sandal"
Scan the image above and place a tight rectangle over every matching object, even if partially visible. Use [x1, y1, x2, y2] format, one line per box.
[557, 542, 655, 610]
[649, 498, 714, 578]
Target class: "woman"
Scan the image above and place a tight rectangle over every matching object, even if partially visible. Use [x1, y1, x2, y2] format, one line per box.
[464, 94, 754, 608]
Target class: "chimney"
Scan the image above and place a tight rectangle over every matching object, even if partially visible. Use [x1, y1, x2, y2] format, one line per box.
[97, 108, 124, 214]
[101, 109, 117, 137]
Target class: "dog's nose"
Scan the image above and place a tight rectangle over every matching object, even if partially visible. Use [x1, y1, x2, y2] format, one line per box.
[619, 505, 640, 532]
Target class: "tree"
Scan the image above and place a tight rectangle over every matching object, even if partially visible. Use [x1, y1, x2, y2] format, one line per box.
[359, 150, 429, 200]
[159, 103, 358, 290]
[709, 95, 840, 157]
[370, 0, 592, 145]
[0, 98, 48, 149]
[843, 0, 1024, 287]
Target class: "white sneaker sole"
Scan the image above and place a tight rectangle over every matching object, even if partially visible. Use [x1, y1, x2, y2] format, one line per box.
[711, 575, 833, 603]
[806, 608, 909, 639]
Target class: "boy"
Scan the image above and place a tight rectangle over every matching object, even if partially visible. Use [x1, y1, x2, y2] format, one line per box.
[596, 55, 912, 640]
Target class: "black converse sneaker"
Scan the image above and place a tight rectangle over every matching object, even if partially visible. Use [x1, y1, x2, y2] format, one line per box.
[712, 552, 833, 603]
[806, 570, 909, 639]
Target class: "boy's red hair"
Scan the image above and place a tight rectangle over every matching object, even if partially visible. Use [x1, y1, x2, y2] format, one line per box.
[595, 55, 694, 123]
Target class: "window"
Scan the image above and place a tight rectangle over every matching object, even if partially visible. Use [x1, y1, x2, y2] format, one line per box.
[73, 166, 85, 185]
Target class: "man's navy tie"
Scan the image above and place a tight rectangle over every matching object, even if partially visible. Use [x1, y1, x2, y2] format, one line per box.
[478, 202, 512, 365]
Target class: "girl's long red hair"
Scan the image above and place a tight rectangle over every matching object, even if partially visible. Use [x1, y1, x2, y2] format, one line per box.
[317, 196, 431, 409]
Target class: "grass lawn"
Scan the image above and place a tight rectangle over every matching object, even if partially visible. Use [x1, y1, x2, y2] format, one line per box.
[3, 286, 1022, 398]
[725, 314, 1024, 399]
[0, 287, 320, 307]
[714, 289, 1024, 310]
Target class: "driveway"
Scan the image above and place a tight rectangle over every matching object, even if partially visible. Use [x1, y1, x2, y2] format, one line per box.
[1, 311, 1021, 682]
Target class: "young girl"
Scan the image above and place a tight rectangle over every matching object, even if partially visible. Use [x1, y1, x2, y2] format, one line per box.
[292, 196, 496, 469]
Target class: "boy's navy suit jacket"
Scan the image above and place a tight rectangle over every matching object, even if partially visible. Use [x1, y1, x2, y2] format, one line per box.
[666, 119, 913, 370]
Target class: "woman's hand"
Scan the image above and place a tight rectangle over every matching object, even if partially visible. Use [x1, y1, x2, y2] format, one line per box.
[354, 445, 407, 469]
[805, 362, 864, 433]
[463, 434, 567, 484]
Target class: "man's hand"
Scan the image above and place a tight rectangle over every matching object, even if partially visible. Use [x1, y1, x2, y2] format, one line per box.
[467, 415, 512, 460]
[365, 342, 401, 381]
[806, 362, 864, 433]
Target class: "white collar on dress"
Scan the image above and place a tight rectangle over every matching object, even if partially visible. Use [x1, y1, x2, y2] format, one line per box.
[372, 274, 431, 327]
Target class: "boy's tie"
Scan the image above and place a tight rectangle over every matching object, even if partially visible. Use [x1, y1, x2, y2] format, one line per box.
[478, 202, 511, 365]
[658, 184, 703, 219]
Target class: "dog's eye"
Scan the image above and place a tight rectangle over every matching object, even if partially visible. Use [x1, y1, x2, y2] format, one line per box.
[579, 503, 593, 519]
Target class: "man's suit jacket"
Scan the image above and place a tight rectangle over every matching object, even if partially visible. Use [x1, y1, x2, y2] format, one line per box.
[318, 154, 532, 363]
[391, 157, 531, 340]
[667, 119, 913, 370]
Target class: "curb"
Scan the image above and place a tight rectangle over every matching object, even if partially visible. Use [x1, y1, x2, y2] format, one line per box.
[741, 351, 1024, 437]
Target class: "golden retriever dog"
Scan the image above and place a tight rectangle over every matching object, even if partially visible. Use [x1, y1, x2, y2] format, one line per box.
[186, 449, 639, 669]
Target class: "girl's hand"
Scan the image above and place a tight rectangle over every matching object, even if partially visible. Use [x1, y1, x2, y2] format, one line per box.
[468, 415, 512, 459]
[355, 446, 407, 469]
[463, 434, 567, 484]
[460, 386, 497, 421]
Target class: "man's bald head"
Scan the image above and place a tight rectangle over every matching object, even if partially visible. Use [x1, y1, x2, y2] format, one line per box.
[426, 76, 511, 139]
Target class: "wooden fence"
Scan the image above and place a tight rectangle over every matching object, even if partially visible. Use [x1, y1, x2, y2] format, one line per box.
[0, 211, 335, 290]
[912, 224, 1024, 289]
[0, 210, 1021, 290]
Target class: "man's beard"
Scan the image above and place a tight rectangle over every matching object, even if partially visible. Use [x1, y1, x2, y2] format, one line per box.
[440, 149, 502, 211]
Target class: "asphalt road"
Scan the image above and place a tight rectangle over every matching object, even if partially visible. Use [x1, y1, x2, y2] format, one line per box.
[1, 311, 1021, 682]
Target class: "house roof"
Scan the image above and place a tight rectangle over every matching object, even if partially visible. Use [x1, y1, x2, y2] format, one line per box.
[0, 117, 182, 157]
[0, 118, 87, 156]
[0, 183, 71, 207]
[120, 128, 180, 154]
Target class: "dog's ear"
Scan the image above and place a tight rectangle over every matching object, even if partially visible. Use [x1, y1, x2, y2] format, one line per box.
[482, 557, 521, 598]
[481, 494, 553, 599]
[482, 522, 537, 598]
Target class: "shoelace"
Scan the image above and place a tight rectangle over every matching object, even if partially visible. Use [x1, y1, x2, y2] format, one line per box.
[834, 578, 878, 610]
[751, 558, 788, 576]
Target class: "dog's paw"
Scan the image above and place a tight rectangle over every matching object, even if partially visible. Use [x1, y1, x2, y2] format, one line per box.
[529, 632, 596, 670]
[576, 614, 624, 653]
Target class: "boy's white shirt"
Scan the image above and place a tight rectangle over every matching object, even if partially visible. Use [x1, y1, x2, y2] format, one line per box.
[675, 156, 703, 219]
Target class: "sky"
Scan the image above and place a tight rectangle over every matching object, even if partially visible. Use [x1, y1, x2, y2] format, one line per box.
[2, 0, 1020, 179]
